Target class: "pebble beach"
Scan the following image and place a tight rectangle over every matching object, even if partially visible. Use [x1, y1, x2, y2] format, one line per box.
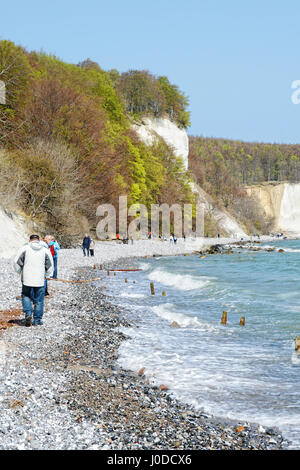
[0, 238, 287, 450]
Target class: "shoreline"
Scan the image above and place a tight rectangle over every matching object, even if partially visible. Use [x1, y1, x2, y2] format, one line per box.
[0, 237, 291, 449]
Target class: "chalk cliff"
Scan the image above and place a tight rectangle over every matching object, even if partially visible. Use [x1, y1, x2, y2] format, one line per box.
[246, 182, 300, 235]
[0, 207, 28, 258]
[191, 182, 248, 237]
[133, 117, 248, 237]
[132, 117, 189, 169]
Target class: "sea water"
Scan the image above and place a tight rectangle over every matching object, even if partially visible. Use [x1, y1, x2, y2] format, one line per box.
[104, 239, 300, 448]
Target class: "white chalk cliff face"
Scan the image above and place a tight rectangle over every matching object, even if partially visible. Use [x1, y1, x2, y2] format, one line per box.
[133, 117, 247, 236]
[0, 207, 28, 258]
[246, 182, 300, 235]
[132, 117, 189, 169]
[191, 182, 247, 237]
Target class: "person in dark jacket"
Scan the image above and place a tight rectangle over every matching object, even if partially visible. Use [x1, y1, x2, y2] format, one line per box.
[82, 234, 91, 256]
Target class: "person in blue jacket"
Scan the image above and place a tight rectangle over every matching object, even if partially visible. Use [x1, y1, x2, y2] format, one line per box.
[47, 235, 60, 279]
[82, 234, 91, 256]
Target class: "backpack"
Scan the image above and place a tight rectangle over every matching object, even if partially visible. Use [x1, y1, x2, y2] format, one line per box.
[50, 244, 56, 258]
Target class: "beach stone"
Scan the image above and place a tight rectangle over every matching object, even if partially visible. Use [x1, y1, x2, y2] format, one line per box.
[159, 385, 169, 391]
[207, 245, 223, 254]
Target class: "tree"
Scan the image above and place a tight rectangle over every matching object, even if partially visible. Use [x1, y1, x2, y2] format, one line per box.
[0, 40, 31, 144]
[158, 76, 190, 127]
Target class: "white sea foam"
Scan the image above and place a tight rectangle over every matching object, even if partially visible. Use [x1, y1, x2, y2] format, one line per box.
[120, 292, 146, 299]
[139, 262, 151, 271]
[280, 248, 300, 252]
[261, 244, 300, 253]
[148, 269, 211, 291]
[151, 303, 218, 332]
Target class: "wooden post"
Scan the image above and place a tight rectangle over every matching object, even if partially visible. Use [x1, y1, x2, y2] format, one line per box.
[93, 264, 96, 269]
[240, 316, 245, 326]
[162, 290, 166, 297]
[100, 264, 103, 270]
[221, 311, 227, 325]
[125, 278, 128, 283]
[113, 272, 116, 276]
[295, 336, 300, 351]
[150, 282, 155, 295]
[107, 270, 110, 276]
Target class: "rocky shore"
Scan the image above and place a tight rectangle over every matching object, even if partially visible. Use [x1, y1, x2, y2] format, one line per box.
[0, 250, 287, 450]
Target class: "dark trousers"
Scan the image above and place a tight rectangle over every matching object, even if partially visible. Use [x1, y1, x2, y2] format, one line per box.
[83, 247, 90, 256]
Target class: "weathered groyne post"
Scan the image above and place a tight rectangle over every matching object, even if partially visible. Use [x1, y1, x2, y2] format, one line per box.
[150, 282, 155, 295]
[295, 336, 300, 351]
[240, 316, 245, 326]
[221, 311, 227, 325]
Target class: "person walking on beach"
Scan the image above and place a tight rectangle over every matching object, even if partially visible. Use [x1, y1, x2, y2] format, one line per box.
[82, 233, 91, 256]
[41, 237, 51, 296]
[47, 235, 60, 279]
[89, 238, 95, 256]
[14, 235, 54, 326]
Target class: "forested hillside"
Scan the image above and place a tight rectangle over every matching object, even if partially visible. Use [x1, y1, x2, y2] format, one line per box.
[2, 39, 300, 240]
[189, 136, 300, 202]
[0, 40, 193, 241]
[189, 137, 300, 233]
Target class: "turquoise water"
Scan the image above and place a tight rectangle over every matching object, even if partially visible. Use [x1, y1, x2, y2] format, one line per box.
[107, 240, 300, 448]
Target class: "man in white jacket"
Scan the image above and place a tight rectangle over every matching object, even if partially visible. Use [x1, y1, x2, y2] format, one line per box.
[14, 235, 54, 326]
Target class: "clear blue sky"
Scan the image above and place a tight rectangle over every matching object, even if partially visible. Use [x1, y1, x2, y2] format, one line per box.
[1, 0, 300, 143]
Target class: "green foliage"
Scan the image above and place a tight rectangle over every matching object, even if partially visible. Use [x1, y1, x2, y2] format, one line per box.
[189, 136, 300, 195]
[0, 40, 194, 235]
[118, 70, 191, 128]
[0, 40, 31, 108]
[118, 70, 165, 117]
[158, 76, 190, 128]
[189, 136, 300, 233]
[125, 137, 166, 207]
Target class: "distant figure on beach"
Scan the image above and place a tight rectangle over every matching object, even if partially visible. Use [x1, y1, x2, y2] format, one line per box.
[89, 238, 95, 256]
[47, 235, 60, 279]
[116, 233, 120, 241]
[14, 235, 54, 326]
[41, 237, 51, 296]
[82, 234, 91, 256]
